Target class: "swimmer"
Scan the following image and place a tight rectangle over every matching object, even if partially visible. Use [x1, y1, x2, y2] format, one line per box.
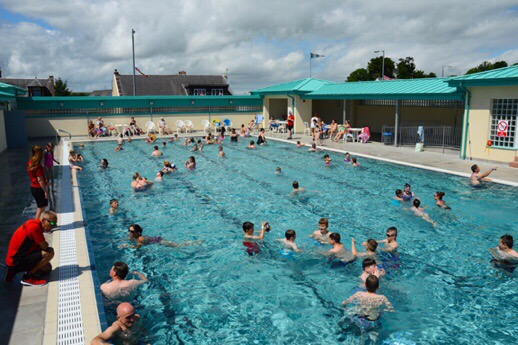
[275, 167, 282, 174]
[118, 134, 124, 146]
[490, 234, 518, 262]
[115, 144, 123, 151]
[276, 229, 301, 252]
[162, 141, 166, 148]
[327, 233, 346, 258]
[155, 171, 164, 181]
[218, 146, 225, 157]
[310, 218, 331, 244]
[360, 258, 386, 283]
[434, 191, 450, 209]
[402, 183, 415, 201]
[123, 224, 198, 249]
[375, 227, 399, 252]
[191, 144, 199, 152]
[146, 133, 157, 143]
[79, 144, 85, 149]
[352, 238, 378, 257]
[100, 159, 109, 169]
[90, 302, 143, 345]
[409, 199, 436, 227]
[68, 150, 83, 171]
[297, 141, 305, 147]
[243, 221, 269, 255]
[308, 143, 320, 152]
[151, 145, 163, 157]
[290, 180, 305, 195]
[197, 139, 204, 151]
[130, 172, 153, 190]
[344, 152, 351, 163]
[351, 157, 359, 167]
[162, 160, 177, 173]
[470, 164, 498, 186]
[173, 134, 179, 141]
[394, 189, 403, 201]
[100, 261, 148, 299]
[324, 154, 332, 166]
[185, 156, 196, 170]
[109, 199, 118, 215]
[247, 140, 256, 149]
[341, 275, 394, 326]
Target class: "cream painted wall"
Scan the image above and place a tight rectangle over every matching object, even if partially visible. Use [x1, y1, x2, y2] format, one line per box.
[24, 112, 260, 138]
[293, 95, 312, 133]
[466, 85, 518, 163]
[0, 109, 7, 153]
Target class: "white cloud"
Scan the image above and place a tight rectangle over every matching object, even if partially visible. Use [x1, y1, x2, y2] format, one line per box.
[0, 0, 517, 92]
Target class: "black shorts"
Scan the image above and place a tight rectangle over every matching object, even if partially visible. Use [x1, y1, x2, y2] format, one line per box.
[31, 187, 48, 208]
[287, 125, 293, 131]
[12, 251, 43, 273]
[231, 136, 238, 142]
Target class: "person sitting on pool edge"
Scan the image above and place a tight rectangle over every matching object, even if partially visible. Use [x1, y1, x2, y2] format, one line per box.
[360, 258, 386, 283]
[100, 261, 148, 299]
[374, 227, 398, 252]
[352, 238, 378, 257]
[243, 221, 270, 255]
[470, 164, 498, 187]
[90, 302, 143, 345]
[490, 234, 518, 262]
[123, 224, 199, 249]
[131, 172, 153, 190]
[310, 218, 331, 244]
[276, 229, 301, 252]
[342, 275, 394, 332]
[290, 180, 305, 195]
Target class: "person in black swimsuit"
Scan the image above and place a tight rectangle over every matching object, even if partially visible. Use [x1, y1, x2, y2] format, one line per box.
[257, 128, 267, 145]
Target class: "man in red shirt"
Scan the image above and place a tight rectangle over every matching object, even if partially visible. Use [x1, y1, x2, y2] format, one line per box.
[4, 211, 57, 286]
[287, 111, 295, 139]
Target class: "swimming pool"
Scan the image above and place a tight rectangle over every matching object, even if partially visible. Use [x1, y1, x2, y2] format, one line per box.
[76, 138, 517, 344]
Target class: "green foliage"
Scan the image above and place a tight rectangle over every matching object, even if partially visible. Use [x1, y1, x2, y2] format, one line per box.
[346, 68, 369, 82]
[367, 56, 395, 79]
[54, 77, 72, 96]
[465, 61, 508, 75]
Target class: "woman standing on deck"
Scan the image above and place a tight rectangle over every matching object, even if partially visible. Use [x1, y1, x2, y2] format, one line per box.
[28, 146, 49, 219]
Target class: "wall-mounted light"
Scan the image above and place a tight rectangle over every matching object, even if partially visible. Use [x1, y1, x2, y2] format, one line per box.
[190, 100, 195, 105]
[229, 100, 233, 104]
[99, 101, 104, 106]
[149, 101, 154, 105]
[59, 102, 64, 107]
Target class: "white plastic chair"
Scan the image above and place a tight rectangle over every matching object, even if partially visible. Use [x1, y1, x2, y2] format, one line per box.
[145, 121, 156, 134]
[184, 120, 194, 133]
[175, 120, 185, 134]
[303, 122, 311, 136]
[202, 120, 212, 134]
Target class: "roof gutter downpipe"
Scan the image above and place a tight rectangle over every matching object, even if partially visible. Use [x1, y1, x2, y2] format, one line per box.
[459, 82, 471, 160]
[287, 93, 295, 131]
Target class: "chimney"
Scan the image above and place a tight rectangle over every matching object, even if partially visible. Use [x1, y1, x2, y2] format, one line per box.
[114, 69, 120, 76]
[178, 71, 187, 75]
[48, 75, 55, 96]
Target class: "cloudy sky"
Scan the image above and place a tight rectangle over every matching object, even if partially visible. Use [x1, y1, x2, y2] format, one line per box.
[0, 1, 517, 94]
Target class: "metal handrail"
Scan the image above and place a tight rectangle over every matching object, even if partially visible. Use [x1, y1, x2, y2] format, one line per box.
[56, 129, 72, 142]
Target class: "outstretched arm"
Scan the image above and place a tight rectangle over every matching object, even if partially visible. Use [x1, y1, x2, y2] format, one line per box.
[351, 238, 358, 256]
[90, 323, 121, 344]
[481, 167, 497, 179]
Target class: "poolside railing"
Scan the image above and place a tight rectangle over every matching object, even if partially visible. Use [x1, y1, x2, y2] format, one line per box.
[382, 125, 461, 152]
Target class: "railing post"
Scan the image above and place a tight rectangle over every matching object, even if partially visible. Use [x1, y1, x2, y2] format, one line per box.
[442, 126, 446, 154]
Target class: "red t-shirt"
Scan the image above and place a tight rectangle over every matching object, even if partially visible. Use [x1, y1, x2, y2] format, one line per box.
[27, 161, 46, 188]
[287, 115, 295, 127]
[6, 219, 45, 266]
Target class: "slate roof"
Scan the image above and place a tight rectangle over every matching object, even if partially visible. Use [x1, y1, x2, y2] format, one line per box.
[0, 77, 53, 91]
[117, 74, 230, 96]
[448, 65, 518, 87]
[89, 89, 112, 96]
[250, 78, 335, 95]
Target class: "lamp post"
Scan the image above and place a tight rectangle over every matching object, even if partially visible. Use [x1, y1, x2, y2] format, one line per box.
[441, 65, 452, 78]
[374, 50, 385, 79]
[132, 29, 136, 96]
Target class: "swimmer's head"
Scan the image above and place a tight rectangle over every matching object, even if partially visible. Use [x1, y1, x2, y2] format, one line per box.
[404, 183, 411, 191]
[110, 199, 118, 208]
[219, 146, 223, 151]
[132, 172, 140, 180]
[435, 191, 445, 200]
[112, 261, 129, 279]
[318, 218, 329, 232]
[362, 258, 377, 273]
[292, 181, 299, 189]
[413, 199, 421, 208]
[189, 156, 196, 163]
[297, 141, 301, 145]
[471, 164, 479, 173]
[120, 133, 124, 138]
[116, 302, 136, 328]
[154, 146, 159, 150]
[329, 232, 341, 244]
[395, 189, 403, 197]
[276, 167, 281, 172]
[351, 158, 357, 164]
[285, 229, 296, 241]
[101, 159, 109, 167]
[164, 160, 171, 167]
[312, 143, 316, 149]
[366, 239, 378, 252]
[242, 221, 254, 234]
[128, 224, 143, 237]
[323, 154, 330, 159]
[198, 139, 202, 144]
[162, 142, 166, 146]
[250, 140, 254, 145]
[365, 275, 379, 293]
[499, 234, 514, 250]
[157, 171, 164, 177]
[345, 152, 350, 158]
[386, 227, 397, 240]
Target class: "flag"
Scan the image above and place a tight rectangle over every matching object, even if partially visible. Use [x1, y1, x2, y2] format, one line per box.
[310, 53, 325, 59]
[135, 67, 148, 77]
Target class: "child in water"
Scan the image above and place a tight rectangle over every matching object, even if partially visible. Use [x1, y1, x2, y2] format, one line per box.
[123, 224, 199, 249]
[360, 258, 386, 283]
[344, 152, 351, 163]
[243, 221, 270, 255]
[351, 157, 359, 167]
[410, 199, 437, 227]
[109, 199, 118, 215]
[247, 140, 256, 149]
[434, 191, 450, 209]
[309, 218, 331, 244]
[375, 227, 399, 252]
[100, 159, 109, 169]
[352, 238, 378, 257]
[324, 154, 332, 166]
[276, 229, 301, 252]
[297, 141, 305, 147]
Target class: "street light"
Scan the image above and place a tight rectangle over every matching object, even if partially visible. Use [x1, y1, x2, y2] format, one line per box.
[132, 29, 136, 96]
[441, 65, 452, 78]
[374, 50, 385, 79]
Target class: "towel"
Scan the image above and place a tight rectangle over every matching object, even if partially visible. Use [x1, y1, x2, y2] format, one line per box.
[417, 126, 424, 143]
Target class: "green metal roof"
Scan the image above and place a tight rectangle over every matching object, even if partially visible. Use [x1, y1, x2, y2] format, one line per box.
[251, 78, 335, 95]
[0, 82, 27, 101]
[303, 78, 464, 100]
[448, 65, 518, 87]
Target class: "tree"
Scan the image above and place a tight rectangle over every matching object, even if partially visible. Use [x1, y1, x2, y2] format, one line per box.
[367, 56, 395, 79]
[395, 57, 416, 79]
[465, 61, 508, 75]
[346, 68, 369, 82]
[54, 77, 72, 96]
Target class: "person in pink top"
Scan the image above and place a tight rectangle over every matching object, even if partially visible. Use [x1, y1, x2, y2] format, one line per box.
[357, 126, 371, 143]
[43, 143, 60, 192]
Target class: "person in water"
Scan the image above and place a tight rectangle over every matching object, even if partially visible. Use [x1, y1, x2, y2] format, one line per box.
[402, 183, 414, 201]
[100, 158, 109, 169]
[297, 141, 305, 147]
[275, 167, 282, 174]
[310, 217, 331, 244]
[130, 172, 153, 190]
[344, 152, 351, 163]
[151, 145, 163, 157]
[375, 227, 399, 252]
[360, 258, 386, 283]
[242, 221, 269, 255]
[123, 224, 199, 249]
[185, 156, 196, 170]
[410, 199, 436, 227]
[323, 154, 332, 166]
[470, 164, 497, 187]
[352, 238, 378, 258]
[218, 146, 225, 157]
[90, 302, 143, 345]
[290, 180, 305, 195]
[342, 275, 394, 331]
[100, 261, 148, 299]
[434, 191, 450, 209]
[351, 157, 359, 167]
[109, 199, 118, 215]
[393, 189, 404, 201]
[247, 140, 256, 149]
[490, 234, 518, 262]
[276, 229, 301, 252]
[257, 128, 267, 145]
[327, 232, 346, 257]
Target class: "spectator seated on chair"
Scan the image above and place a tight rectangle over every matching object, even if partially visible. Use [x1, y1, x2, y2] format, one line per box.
[269, 116, 280, 131]
[357, 126, 371, 143]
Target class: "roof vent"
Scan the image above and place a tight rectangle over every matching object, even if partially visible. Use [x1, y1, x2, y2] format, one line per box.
[178, 71, 187, 75]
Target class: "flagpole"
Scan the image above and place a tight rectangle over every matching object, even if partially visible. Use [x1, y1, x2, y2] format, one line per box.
[309, 53, 312, 78]
[132, 29, 136, 96]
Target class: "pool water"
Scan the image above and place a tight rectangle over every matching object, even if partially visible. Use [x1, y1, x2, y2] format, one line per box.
[76, 138, 517, 344]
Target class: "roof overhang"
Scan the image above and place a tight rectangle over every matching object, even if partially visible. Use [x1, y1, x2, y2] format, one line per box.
[448, 78, 518, 88]
[302, 92, 464, 101]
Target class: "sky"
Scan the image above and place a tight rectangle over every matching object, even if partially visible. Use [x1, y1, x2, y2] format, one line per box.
[0, 1, 517, 94]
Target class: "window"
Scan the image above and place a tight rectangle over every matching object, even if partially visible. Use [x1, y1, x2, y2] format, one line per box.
[490, 99, 517, 148]
[194, 89, 206, 96]
[211, 89, 224, 96]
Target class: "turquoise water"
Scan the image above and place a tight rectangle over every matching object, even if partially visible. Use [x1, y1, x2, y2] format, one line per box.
[77, 138, 517, 344]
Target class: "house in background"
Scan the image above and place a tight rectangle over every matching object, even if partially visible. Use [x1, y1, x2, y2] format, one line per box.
[111, 69, 232, 96]
[0, 76, 55, 96]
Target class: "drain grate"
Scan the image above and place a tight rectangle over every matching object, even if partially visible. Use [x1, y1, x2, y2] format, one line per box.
[57, 140, 85, 344]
